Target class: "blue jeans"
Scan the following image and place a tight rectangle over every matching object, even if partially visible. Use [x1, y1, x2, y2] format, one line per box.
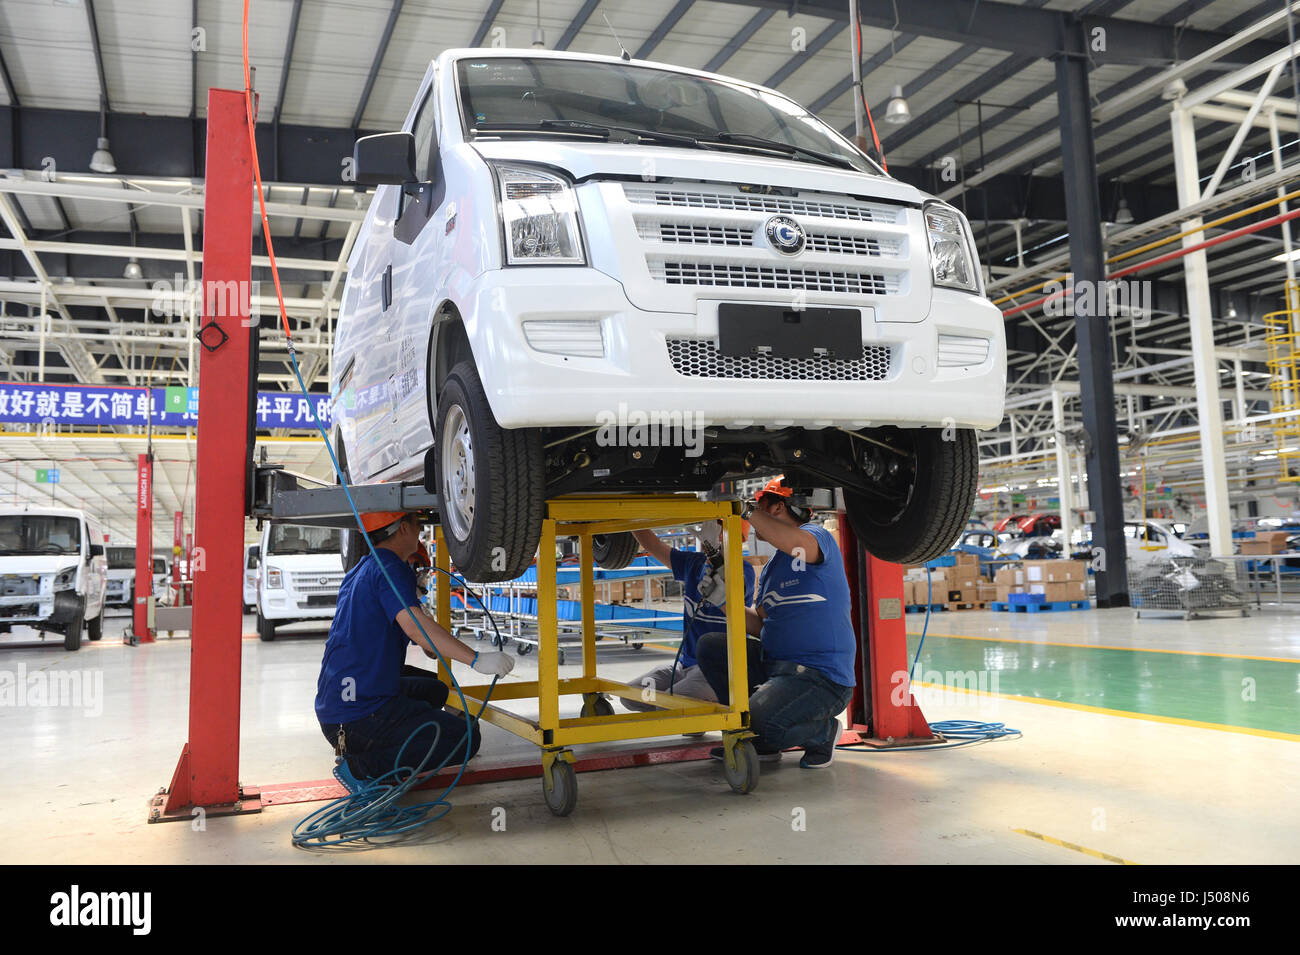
[695, 633, 854, 756]
[319, 666, 481, 780]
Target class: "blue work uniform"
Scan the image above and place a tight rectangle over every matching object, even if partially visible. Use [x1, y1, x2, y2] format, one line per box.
[315, 548, 479, 778]
[669, 548, 757, 666]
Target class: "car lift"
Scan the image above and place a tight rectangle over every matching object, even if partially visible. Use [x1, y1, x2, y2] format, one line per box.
[150, 86, 931, 824]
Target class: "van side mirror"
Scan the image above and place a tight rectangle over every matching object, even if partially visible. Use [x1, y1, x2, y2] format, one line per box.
[89, 543, 104, 558]
[354, 132, 417, 185]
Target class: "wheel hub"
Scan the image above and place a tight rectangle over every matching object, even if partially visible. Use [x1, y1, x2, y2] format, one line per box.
[441, 405, 476, 541]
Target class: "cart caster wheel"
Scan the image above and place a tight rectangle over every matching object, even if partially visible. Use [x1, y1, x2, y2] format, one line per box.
[631, 642, 643, 650]
[580, 695, 614, 718]
[723, 739, 760, 795]
[518, 642, 533, 656]
[558, 649, 567, 666]
[543, 761, 577, 817]
[492, 633, 508, 649]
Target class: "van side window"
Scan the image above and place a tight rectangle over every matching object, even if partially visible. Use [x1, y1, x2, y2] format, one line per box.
[411, 88, 437, 182]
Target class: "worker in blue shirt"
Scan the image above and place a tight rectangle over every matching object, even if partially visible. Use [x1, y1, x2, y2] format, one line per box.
[696, 478, 856, 769]
[315, 511, 515, 780]
[621, 519, 756, 711]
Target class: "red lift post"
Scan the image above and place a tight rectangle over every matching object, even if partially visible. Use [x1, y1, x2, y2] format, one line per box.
[132, 452, 154, 644]
[152, 87, 259, 821]
[839, 514, 934, 745]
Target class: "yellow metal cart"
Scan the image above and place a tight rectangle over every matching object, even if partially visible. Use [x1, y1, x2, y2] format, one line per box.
[430, 495, 757, 815]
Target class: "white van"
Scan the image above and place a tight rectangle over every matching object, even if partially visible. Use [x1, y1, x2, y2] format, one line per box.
[242, 543, 260, 613]
[331, 49, 1006, 582]
[0, 506, 108, 650]
[255, 523, 344, 642]
[105, 547, 169, 608]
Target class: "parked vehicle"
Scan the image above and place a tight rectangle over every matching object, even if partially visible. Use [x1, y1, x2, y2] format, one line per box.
[0, 507, 108, 650]
[331, 48, 1006, 580]
[105, 548, 169, 608]
[255, 523, 344, 642]
[243, 543, 260, 614]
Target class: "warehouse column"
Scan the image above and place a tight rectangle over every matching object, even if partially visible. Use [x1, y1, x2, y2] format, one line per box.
[1054, 21, 1128, 606]
[1052, 388, 1075, 552]
[133, 452, 154, 643]
[1170, 105, 1233, 557]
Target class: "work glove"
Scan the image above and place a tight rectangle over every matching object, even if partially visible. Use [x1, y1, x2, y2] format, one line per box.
[697, 563, 726, 604]
[472, 651, 515, 677]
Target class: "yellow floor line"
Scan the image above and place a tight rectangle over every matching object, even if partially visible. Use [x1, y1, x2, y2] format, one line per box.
[911, 680, 1300, 742]
[911, 630, 1300, 665]
[1013, 828, 1139, 865]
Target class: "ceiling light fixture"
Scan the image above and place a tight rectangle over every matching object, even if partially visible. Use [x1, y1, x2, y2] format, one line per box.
[1115, 197, 1134, 224]
[885, 85, 911, 125]
[123, 257, 143, 280]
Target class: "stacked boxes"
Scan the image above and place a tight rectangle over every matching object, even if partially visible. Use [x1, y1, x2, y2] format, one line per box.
[999, 559, 1087, 603]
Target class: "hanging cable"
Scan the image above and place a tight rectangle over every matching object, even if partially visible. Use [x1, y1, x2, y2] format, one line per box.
[241, 0, 499, 847]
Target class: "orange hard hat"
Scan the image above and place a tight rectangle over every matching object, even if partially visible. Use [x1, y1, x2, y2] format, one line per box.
[757, 476, 793, 501]
[360, 511, 407, 533]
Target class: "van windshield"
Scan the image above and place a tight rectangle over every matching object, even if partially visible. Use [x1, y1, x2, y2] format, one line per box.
[457, 57, 880, 175]
[267, 524, 342, 556]
[107, 547, 135, 569]
[0, 515, 82, 556]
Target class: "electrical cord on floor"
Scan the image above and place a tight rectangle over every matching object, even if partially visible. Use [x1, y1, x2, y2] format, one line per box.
[835, 566, 1021, 753]
[241, 1, 502, 847]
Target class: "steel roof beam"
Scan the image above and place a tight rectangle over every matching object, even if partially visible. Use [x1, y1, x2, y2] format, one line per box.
[352, 0, 405, 130]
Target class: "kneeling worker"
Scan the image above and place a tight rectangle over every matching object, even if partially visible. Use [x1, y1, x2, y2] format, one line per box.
[622, 520, 756, 711]
[696, 478, 855, 769]
[315, 511, 515, 780]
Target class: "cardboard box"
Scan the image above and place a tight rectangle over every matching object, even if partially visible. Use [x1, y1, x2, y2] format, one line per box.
[953, 551, 981, 572]
[994, 565, 1024, 586]
[977, 582, 998, 600]
[995, 584, 1013, 603]
[1025, 559, 1086, 583]
[1044, 580, 1086, 603]
[1243, 532, 1289, 554]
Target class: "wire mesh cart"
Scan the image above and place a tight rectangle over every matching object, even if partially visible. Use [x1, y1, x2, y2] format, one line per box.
[1128, 557, 1248, 619]
[428, 495, 757, 815]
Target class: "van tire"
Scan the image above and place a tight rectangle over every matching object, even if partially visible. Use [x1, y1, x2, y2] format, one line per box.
[336, 434, 369, 573]
[63, 617, 83, 652]
[434, 361, 543, 582]
[843, 428, 979, 565]
[592, 533, 639, 570]
[257, 611, 276, 642]
[87, 610, 104, 642]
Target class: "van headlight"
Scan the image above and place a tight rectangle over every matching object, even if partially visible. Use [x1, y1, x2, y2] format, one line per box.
[53, 566, 78, 591]
[490, 162, 586, 266]
[924, 201, 981, 294]
[267, 567, 284, 589]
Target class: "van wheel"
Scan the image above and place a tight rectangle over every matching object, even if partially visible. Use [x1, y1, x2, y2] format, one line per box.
[843, 428, 979, 565]
[434, 361, 543, 582]
[257, 612, 276, 642]
[336, 433, 369, 573]
[63, 618, 82, 651]
[592, 533, 639, 570]
[87, 611, 104, 642]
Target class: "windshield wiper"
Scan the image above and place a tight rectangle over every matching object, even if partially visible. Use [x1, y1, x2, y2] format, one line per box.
[709, 133, 857, 170]
[474, 120, 702, 149]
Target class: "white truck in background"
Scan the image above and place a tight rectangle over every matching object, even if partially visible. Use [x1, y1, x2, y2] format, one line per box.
[0, 507, 108, 650]
[254, 523, 344, 642]
[105, 547, 170, 609]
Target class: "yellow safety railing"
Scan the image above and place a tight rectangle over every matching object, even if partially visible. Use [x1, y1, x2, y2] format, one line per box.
[1263, 280, 1300, 482]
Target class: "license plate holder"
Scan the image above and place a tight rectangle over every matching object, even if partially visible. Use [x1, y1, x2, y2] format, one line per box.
[717, 305, 862, 360]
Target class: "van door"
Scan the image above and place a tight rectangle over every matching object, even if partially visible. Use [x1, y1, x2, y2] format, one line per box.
[83, 516, 106, 616]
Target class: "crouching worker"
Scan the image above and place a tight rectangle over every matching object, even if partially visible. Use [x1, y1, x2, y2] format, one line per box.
[621, 520, 755, 712]
[696, 479, 855, 769]
[314, 511, 515, 780]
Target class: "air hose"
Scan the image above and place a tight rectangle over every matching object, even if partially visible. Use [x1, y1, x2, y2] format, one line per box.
[240, 2, 500, 846]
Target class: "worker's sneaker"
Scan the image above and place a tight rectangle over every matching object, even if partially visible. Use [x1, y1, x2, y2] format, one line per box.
[709, 746, 782, 763]
[799, 719, 841, 769]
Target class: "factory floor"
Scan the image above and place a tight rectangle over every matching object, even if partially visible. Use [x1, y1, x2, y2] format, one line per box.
[0, 603, 1295, 865]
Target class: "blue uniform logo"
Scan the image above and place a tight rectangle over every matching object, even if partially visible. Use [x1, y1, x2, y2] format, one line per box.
[764, 215, 805, 254]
